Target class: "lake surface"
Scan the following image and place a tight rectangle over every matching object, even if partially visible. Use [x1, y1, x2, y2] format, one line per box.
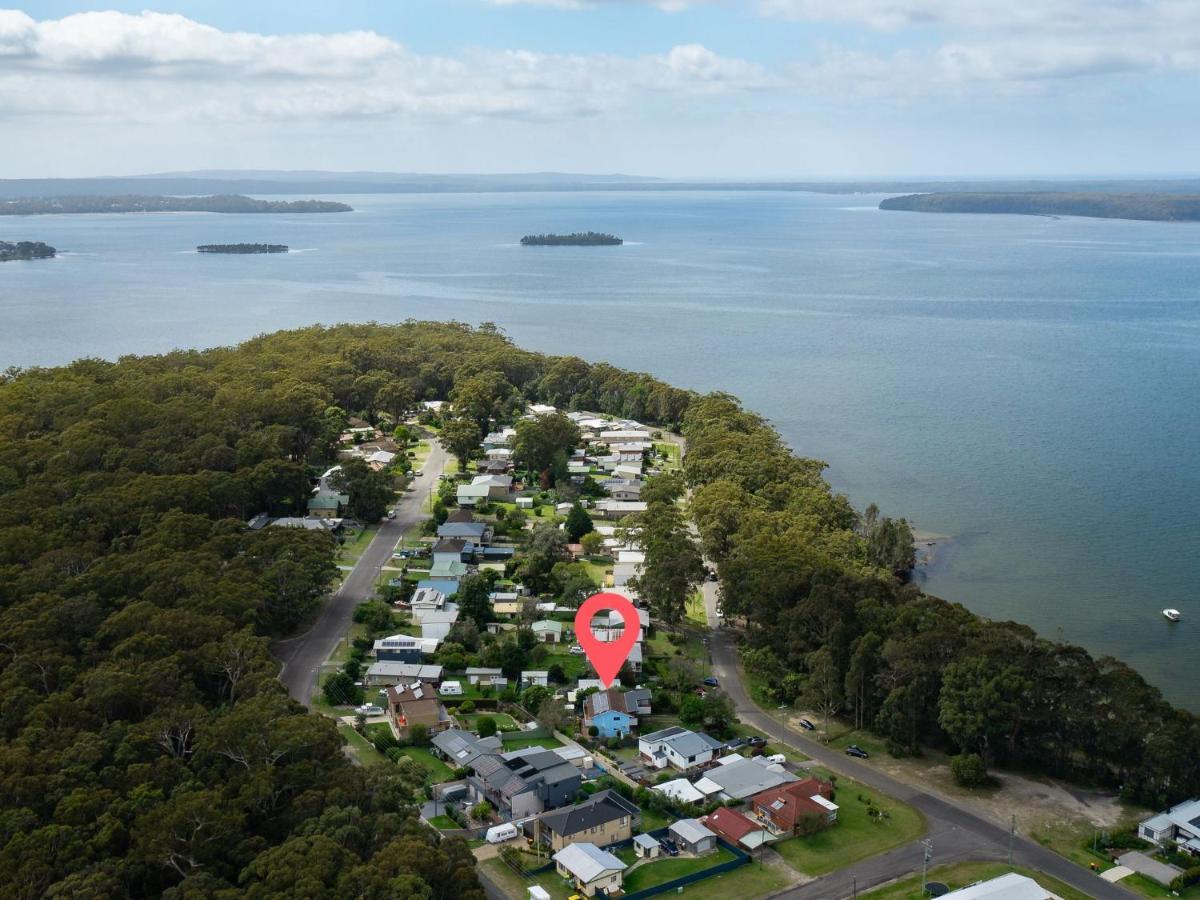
[3, 190, 1198, 709]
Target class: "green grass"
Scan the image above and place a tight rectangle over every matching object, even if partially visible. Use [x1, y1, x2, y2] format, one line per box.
[860, 861, 1093, 900]
[426, 814, 458, 830]
[480, 859, 574, 900]
[638, 808, 673, 832]
[622, 847, 738, 892]
[685, 590, 708, 627]
[634, 856, 792, 900]
[336, 525, 379, 564]
[499, 735, 564, 750]
[395, 746, 456, 783]
[578, 559, 612, 586]
[771, 770, 926, 876]
[456, 712, 520, 732]
[337, 724, 389, 766]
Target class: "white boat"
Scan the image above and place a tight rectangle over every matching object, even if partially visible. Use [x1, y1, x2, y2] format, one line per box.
[1163, 609, 1182, 622]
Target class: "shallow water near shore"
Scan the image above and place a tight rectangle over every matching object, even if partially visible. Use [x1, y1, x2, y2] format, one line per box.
[2, 190, 1198, 709]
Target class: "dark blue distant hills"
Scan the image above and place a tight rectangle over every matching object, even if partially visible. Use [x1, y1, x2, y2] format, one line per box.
[4, 170, 1200, 198]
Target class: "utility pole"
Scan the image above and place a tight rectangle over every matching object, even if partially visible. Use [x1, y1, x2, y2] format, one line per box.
[921, 839, 933, 894]
[1008, 815, 1016, 865]
[852, 876, 858, 899]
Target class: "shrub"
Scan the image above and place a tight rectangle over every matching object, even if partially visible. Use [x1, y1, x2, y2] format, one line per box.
[950, 753, 991, 788]
[459, 699, 476, 714]
[1170, 866, 1200, 892]
[477, 716, 498, 737]
[588, 725, 600, 737]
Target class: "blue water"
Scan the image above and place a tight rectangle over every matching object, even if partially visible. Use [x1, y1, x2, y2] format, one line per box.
[3, 191, 1198, 708]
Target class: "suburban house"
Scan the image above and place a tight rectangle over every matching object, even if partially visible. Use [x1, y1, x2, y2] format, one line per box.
[306, 492, 346, 518]
[582, 688, 652, 738]
[411, 606, 459, 642]
[364, 662, 443, 686]
[373, 634, 427, 663]
[457, 474, 513, 502]
[1139, 798, 1200, 853]
[470, 747, 582, 818]
[429, 559, 469, 579]
[465, 667, 505, 686]
[750, 777, 838, 836]
[593, 500, 648, 520]
[456, 482, 491, 507]
[694, 755, 798, 802]
[703, 806, 776, 852]
[385, 682, 450, 738]
[437, 520, 492, 544]
[553, 843, 626, 898]
[490, 590, 525, 616]
[669, 819, 718, 855]
[638, 726, 724, 770]
[534, 789, 638, 850]
[520, 670, 549, 687]
[431, 538, 470, 565]
[408, 588, 447, 612]
[940, 873, 1058, 899]
[531, 620, 564, 643]
[606, 481, 643, 502]
[482, 428, 516, 450]
[431, 728, 502, 768]
[652, 778, 705, 805]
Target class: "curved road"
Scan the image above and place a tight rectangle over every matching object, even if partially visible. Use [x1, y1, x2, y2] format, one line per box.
[702, 583, 1134, 900]
[275, 440, 448, 705]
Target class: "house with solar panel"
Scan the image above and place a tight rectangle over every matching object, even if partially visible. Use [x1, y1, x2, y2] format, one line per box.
[1139, 798, 1200, 855]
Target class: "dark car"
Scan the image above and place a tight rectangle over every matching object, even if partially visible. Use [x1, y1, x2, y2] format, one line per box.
[702, 677, 719, 687]
[845, 745, 870, 759]
[799, 718, 816, 731]
[724, 737, 747, 750]
[747, 736, 767, 748]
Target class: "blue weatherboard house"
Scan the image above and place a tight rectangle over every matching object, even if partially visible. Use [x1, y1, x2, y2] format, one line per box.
[582, 687, 651, 738]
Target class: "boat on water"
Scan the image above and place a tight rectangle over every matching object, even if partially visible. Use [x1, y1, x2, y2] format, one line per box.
[1163, 608, 1182, 622]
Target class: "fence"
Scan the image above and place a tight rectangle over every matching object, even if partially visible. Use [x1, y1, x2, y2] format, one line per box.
[614, 832, 750, 900]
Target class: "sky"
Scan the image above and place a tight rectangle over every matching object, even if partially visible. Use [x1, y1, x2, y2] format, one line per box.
[2, 1, 1199, 178]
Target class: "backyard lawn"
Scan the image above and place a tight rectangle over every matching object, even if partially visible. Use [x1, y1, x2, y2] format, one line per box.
[337, 724, 388, 766]
[662, 858, 794, 900]
[772, 771, 926, 876]
[860, 861, 1092, 900]
[480, 859, 573, 900]
[499, 734, 564, 751]
[455, 712, 520, 732]
[426, 814, 458, 830]
[622, 847, 738, 892]
[395, 746, 456, 783]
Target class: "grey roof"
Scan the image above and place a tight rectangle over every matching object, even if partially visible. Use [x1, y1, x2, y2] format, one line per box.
[669, 818, 716, 845]
[437, 522, 488, 540]
[539, 790, 635, 838]
[432, 728, 493, 766]
[941, 873, 1055, 900]
[641, 726, 722, 758]
[366, 662, 443, 680]
[553, 843, 626, 884]
[633, 833, 660, 849]
[432, 538, 467, 554]
[1144, 798, 1200, 837]
[695, 756, 797, 800]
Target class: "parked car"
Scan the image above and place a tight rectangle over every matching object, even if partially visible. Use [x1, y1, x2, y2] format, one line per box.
[702, 677, 719, 687]
[354, 705, 385, 716]
[799, 718, 816, 731]
[568, 644, 584, 655]
[845, 745, 870, 759]
[724, 737, 746, 750]
[387, 509, 396, 519]
[747, 736, 767, 748]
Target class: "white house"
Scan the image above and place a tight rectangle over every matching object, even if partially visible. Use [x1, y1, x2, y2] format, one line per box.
[553, 843, 626, 898]
[521, 670, 550, 687]
[653, 778, 706, 805]
[1139, 798, 1200, 854]
[638, 726, 724, 770]
[939, 872, 1059, 899]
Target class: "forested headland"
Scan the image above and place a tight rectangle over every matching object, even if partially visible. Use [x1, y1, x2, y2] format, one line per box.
[520, 231, 622, 245]
[0, 195, 352, 216]
[879, 191, 1200, 221]
[0, 321, 1196, 897]
[0, 240, 56, 261]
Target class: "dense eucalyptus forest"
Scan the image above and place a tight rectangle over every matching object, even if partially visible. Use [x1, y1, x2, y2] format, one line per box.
[0, 321, 1195, 897]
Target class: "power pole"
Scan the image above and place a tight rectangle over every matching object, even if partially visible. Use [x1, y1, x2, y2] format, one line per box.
[921, 839, 933, 894]
[1008, 815, 1016, 865]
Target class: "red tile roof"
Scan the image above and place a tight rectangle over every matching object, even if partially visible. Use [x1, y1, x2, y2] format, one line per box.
[751, 777, 833, 832]
[703, 806, 759, 844]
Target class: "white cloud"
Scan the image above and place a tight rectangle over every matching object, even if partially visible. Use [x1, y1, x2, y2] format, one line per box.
[0, 10, 769, 124]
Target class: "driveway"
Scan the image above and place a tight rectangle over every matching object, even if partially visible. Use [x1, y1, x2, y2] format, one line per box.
[274, 438, 448, 705]
[701, 582, 1136, 900]
[1115, 851, 1180, 887]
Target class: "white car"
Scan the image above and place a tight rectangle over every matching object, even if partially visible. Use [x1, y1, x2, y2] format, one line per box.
[355, 705, 385, 717]
[414, 469, 424, 477]
[568, 644, 585, 655]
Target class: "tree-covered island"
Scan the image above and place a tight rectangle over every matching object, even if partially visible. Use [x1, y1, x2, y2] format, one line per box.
[880, 191, 1200, 221]
[520, 231, 623, 245]
[0, 194, 353, 215]
[197, 243, 289, 253]
[0, 240, 56, 261]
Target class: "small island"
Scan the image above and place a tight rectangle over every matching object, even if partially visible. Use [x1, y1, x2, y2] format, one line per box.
[0, 195, 353, 216]
[520, 231, 622, 246]
[197, 243, 289, 254]
[879, 192, 1200, 222]
[0, 240, 56, 261]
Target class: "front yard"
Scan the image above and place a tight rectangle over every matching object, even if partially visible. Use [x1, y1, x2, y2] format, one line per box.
[860, 861, 1092, 900]
[771, 770, 926, 876]
[621, 847, 738, 893]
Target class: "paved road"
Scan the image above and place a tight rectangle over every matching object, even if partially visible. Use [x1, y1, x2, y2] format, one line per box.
[702, 582, 1134, 900]
[275, 439, 449, 705]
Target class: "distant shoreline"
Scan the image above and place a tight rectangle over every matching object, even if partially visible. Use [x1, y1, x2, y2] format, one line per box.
[0, 194, 353, 216]
[880, 191, 1200, 222]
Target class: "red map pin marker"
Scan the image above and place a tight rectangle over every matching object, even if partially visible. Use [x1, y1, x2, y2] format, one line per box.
[575, 591, 641, 689]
